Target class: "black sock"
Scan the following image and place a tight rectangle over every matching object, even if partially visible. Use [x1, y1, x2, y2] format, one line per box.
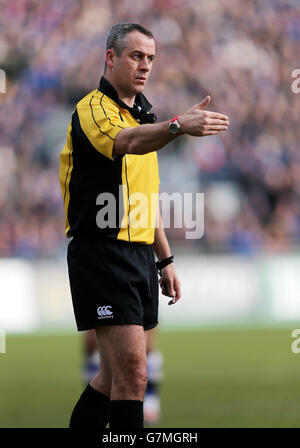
[109, 400, 144, 428]
[69, 384, 110, 429]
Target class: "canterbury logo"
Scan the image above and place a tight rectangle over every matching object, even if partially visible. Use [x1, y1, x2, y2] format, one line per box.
[97, 306, 113, 317]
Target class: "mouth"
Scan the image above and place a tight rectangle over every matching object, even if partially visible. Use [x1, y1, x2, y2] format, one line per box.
[136, 77, 146, 82]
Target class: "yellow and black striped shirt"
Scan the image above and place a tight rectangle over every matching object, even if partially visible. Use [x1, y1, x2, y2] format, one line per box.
[59, 77, 159, 244]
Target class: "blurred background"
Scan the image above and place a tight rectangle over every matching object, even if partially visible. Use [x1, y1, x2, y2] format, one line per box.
[1, 0, 300, 428]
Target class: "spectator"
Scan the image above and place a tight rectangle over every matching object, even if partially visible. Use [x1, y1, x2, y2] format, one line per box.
[0, 0, 299, 256]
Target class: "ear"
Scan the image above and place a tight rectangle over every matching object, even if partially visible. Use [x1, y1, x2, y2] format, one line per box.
[105, 49, 115, 69]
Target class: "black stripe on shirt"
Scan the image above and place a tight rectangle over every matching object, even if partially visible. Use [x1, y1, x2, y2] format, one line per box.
[124, 154, 131, 242]
[63, 140, 73, 204]
[100, 94, 125, 129]
[89, 95, 115, 141]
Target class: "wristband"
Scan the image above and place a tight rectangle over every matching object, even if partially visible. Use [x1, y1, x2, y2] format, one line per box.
[156, 256, 174, 276]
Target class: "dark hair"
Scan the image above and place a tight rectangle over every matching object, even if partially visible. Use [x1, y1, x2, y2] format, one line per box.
[104, 23, 154, 72]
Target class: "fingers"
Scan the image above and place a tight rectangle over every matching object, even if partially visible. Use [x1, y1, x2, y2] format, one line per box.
[168, 288, 181, 305]
[199, 115, 229, 135]
[163, 278, 176, 297]
[206, 112, 229, 121]
[193, 98, 229, 123]
[169, 280, 181, 305]
[175, 278, 181, 299]
[183, 102, 229, 137]
[202, 114, 229, 127]
[160, 276, 181, 305]
[204, 125, 228, 131]
[201, 130, 221, 136]
[195, 95, 211, 110]
[200, 125, 228, 135]
[160, 278, 174, 297]
[205, 118, 229, 126]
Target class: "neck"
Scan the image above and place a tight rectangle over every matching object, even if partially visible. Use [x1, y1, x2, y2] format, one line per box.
[104, 73, 135, 107]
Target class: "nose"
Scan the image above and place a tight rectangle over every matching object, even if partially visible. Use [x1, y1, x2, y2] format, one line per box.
[139, 57, 150, 73]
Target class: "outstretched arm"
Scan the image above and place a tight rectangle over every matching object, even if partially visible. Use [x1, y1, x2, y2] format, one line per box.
[113, 96, 229, 156]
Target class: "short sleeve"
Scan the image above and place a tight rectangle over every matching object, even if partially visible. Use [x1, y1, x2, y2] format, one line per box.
[77, 94, 127, 160]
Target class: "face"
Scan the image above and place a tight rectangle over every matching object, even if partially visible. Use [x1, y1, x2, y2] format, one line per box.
[106, 31, 155, 98]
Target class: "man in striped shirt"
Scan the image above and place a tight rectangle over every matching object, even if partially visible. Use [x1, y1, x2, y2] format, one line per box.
[60, 22, 228, 429]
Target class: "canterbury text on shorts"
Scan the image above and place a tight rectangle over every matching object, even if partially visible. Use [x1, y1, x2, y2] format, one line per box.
[67, 235, 159, 331]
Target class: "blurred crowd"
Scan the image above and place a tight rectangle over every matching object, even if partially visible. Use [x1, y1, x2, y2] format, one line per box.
[0, 0, 300, 257]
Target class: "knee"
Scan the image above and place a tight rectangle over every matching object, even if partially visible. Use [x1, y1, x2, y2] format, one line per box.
[114, 355, 147, 395]
[132, 365, 147, 392]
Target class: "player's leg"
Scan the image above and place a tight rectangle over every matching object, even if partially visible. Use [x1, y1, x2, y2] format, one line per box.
[68, 238, 157, 429]
[82, 330, 99, 384]
[92, 324, 147, 428]
[90, 353, 112, 398]
[69, 333, 112, 429]
[81, 328, 163, 424]
[144, 327, 163, 424]
[69, 350, 111, 429]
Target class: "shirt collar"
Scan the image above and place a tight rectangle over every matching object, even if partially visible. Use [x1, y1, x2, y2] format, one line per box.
[98, 76, 157, 124]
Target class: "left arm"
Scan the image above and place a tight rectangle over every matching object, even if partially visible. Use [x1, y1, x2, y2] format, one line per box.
[152, 208, 182, 304]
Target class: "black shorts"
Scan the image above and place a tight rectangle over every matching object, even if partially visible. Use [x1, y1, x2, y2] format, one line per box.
[67, 235, 159, 331]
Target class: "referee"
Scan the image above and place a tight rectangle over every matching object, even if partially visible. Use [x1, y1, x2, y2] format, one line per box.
[59, 22, 229, 429]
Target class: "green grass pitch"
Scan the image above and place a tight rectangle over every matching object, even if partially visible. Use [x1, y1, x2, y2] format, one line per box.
[0, 328, 299, 427]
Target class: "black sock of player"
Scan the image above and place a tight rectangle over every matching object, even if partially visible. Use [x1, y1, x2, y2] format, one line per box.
[69, 384, 110, 428]
[109, 400, 144, 428]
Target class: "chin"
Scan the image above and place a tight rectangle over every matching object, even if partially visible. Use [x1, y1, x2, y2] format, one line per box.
[134, 84, 145, 94]
[133, 79, 146, 89]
